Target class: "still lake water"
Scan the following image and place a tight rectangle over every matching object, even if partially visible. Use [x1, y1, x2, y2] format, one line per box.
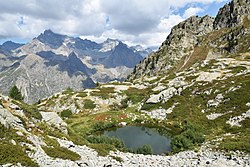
[104, 126, 171, 154]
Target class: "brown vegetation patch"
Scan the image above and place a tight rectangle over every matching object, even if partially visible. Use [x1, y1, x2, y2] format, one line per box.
[94, 114, 108, 121]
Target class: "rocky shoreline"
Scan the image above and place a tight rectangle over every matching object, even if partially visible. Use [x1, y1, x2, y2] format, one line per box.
[26, 137, 250, 167]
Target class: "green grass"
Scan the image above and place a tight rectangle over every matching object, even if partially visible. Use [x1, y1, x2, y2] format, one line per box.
[220, 135, 250, 153]
[90, 87, 115, 99]
[0, 143, 38, 167]
[13, 101, 42, 120]
[228, 66, 247, 73]
[0, 125, 37, 166]
[84, 99, 96, 109]
[89, 144, 115, 156]
[36, 122, 66, 139]
[62, 87, 74, 95]
[76, 92, 87, 98]
[43, 136, 60, 147]
[42, 146, 81, 161]
[141, 103, 162, 111]
[124, 87, 149, 104]
[0, 124, 30, 144]
[159, 72, 250, 152]
[60, 109, 73, 118]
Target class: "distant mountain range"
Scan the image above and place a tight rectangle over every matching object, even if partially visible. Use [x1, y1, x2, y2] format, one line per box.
[0, 30, 152, 103]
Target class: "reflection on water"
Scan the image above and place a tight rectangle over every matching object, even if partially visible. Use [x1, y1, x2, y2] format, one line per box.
[104, 126, 171, 154]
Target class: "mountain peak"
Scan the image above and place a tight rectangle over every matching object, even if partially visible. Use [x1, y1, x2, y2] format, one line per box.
[100, 38, 120, 52]
[0, 41, 24, 51]
[43, 29, 54, 34]
[37, 29, 67, 49]
[214, 0, 250, 29]
[105, 38, 120, 43]
[129, 0, 250, 79]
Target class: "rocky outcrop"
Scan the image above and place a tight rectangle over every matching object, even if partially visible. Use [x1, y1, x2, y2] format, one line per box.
[129, 15, 214, 79]
[146, 87, 178, 103]
[129, 0, 250, 79]
[141, 104, 176, 120]
[0, 105, 25, 131]
[207, 94, 224, 107]
[214, 0, 250, 29]
[226, 109, 250, 127]
[28, 136, 250, 167]
[40, 112, 68, 134]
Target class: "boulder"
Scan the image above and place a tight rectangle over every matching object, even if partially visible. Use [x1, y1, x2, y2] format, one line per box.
[40, 112, 68, 134]
[146, 87, 177, 103]
[0, 106, 25, 131]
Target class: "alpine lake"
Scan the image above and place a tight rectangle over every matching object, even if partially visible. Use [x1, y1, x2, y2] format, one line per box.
[103, 126, 172, 155]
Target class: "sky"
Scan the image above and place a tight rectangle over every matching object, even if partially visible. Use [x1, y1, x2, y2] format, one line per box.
[0, 0, 230, 48]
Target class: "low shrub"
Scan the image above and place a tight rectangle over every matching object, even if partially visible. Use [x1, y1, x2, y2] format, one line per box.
[171, 135, 192, 151]
[170, 122, 205, 152]
[62, 87, 74, 95]
[0, 143, 38, 166]
[14, 102, 42, 120]
[119, 98, 129, 109]
[76, 92, 87, 98]
[91, 122, 116, 132]
[136, 144, 153, 155]
[89, 144, 115, 156]
[141, 103, 161, 111]
[86, 135, 125, 150]
[60, 109, 73, 118]
[43, 136, 60, 147]
[84, 99, 96, 109]
[42, 146, 80, 161]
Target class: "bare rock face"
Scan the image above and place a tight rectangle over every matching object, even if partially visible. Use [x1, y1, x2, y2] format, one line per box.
[214, 0, 250, 29]
[40, 112, 68, 134]
[129, 0, 250, 80]
[129, 15, 214, 79]
[0, 53, 94, 103]
[0, 105, 25, 131]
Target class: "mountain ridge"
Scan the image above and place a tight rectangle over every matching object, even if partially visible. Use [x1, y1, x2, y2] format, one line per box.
[129, 0, 250, 79]
[0, 30, 152, 103]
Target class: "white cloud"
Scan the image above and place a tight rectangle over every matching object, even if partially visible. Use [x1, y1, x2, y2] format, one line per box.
[81, 14, 183, 48]
[0, 0, 229, 47]
[183, 7, 204, 18]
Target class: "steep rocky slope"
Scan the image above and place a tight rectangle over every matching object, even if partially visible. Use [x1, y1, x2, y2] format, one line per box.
[129, 0, 250, 79]
[0, 52, 96, 103]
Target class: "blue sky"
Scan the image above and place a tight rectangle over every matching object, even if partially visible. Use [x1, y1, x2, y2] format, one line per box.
[0, 0, 230, 47]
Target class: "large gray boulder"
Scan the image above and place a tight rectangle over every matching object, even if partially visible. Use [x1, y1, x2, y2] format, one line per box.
[0, 105, 25, 131]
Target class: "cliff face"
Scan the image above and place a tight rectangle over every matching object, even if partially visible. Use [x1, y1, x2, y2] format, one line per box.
[214, 0, 250, 29]
[129, 0, 250, 79]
